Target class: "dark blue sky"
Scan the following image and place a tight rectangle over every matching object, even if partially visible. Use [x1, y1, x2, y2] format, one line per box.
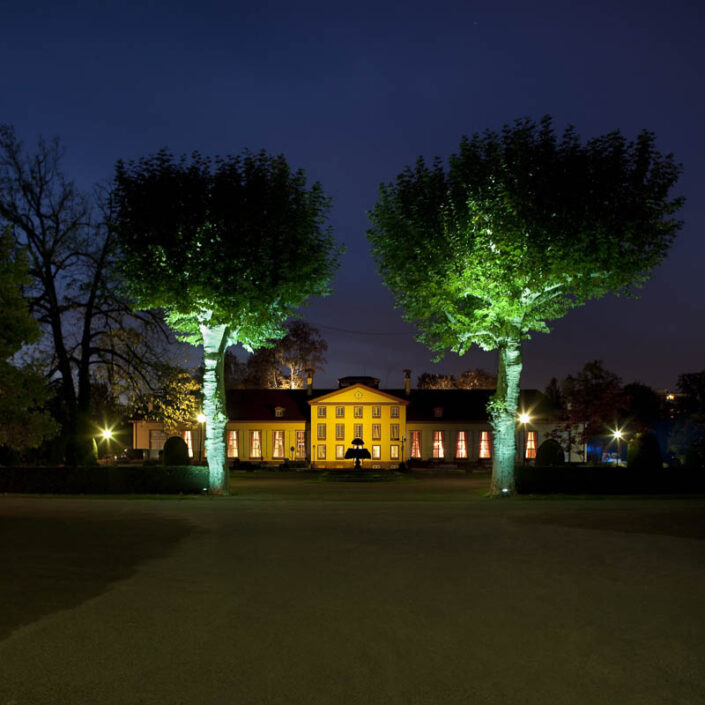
[3, 0, 703, 391]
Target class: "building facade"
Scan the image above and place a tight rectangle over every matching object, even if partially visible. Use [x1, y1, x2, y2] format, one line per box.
[132, 375, 582, 467]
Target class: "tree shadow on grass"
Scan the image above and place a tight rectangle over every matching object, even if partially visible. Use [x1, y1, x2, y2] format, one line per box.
[0, 513, 192, 641]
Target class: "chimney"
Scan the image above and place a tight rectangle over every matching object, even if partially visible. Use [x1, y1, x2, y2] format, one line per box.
[306, 368, 314, 396]
[403, 369, 411, 396]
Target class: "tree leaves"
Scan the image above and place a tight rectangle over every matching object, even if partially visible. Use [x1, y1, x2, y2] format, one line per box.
[368, 116, 683, 357]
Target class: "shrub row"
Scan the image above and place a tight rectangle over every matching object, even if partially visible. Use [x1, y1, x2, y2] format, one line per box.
[0, 465, 209, 494]
[516, 466, 705, 495]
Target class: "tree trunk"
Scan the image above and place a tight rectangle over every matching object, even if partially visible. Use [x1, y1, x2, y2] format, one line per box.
[489, 337, 523, 496]
[200, 324, 229, 494]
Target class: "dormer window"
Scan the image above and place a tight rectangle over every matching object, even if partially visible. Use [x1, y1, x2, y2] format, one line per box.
[433, 406, 443, 418]
[274, 406, 285, 418]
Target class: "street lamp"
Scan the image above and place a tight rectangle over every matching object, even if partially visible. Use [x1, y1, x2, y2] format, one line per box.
[612, 429, 624, 467]
[197, 413, 206, 462]
[97, 426, 115, 461]
[518, 412, 531, 465]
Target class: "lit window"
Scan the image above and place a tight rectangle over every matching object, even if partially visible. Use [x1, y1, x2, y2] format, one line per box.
[372, 406, 381, 418]
[525, 431, 537, 459]
[433, 431, 444, 459]
[479, 431, 491, 459]
[371, 445, 381, 459]
[336, 444, 345, 459]
[410, 431, 421, 458]
[391, 406, 400, 418]
[354, 406, 363, 418]
[390, 423, 400, 440]
[336, 406, 345, 418]
[456, 431, 467, 459]
[273, 430, 285, 458]
[227, 430, 239, 458]
[372, 423, 381, 440]
[335, 423, 345, 440]
[149, 430, 167, 451]
[390, 445, 399, 459]
[317, 445, 326, 459]
[250, 430, 262, 458]
[317, 423, 326, 440]
[183, 430, 194, 458]
[354, 424, 363, 440]
[317, 406, 327, 418]
[295, 430, 306, 459]
[275, 406, 285, 418]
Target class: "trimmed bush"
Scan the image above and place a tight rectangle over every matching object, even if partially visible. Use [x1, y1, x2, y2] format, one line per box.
[163, 436, 190, 466]
[516, 466, 705, 494]
[627, 431, 662, 471]
[535, 439, 565, 467]
[0, 465, 209, 494]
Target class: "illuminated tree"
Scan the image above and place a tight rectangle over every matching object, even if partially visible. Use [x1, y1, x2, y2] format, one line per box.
[128, 365, 201, 435]
[113, 150, 339, 492]
[417, 369, 496, 390]
[368, 117, 682, 494]
[226, 322, 327, 389]
[275, 320, 327, 389]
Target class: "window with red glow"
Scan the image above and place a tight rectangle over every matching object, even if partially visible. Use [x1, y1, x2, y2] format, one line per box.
[250, 430, 262, 458]
[182, 430, 194, 458]
[433, 431, 444, 459]
[479, 431, 491, 459]
[410, 431, 421, 458]
[456, 431, 467, 459]
[227, 430, 239, 458]
[273, 430, 285, 458]
[525, 431, 537, 459]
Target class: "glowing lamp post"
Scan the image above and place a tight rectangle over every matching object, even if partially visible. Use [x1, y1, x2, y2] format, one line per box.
[518, 412, 531, 465]
[97, 427, 114, 460]
[613, 429, 624, 467]
[197, 413, 207, 462]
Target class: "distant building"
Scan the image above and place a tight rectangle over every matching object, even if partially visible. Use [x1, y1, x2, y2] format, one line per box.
[131, 372, 584, 467]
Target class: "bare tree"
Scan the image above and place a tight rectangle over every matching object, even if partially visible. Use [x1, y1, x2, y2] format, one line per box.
[0, 125, 167, 463]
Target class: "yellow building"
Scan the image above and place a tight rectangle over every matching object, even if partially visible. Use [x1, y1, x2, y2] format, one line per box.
[308, 383, 408, 469]
[131, 374, 581, 466]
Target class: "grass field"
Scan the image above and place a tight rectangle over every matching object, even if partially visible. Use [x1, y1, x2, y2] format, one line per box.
[1, 474, 704, 704]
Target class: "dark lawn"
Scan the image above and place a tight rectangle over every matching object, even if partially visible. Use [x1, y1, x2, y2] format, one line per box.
[1, 474, 704, 705]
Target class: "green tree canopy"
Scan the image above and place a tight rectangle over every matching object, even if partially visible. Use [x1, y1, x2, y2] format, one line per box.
[0, 228, 58, 450]
[114, 150, 338, 348]
[128, 365, 201, 436]
[113, 150, 340, 492]
[368, 117, 682, 494]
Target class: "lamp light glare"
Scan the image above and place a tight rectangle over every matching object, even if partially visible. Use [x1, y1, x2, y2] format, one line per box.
[101, 428, 113, 441]
[613, 429, 623, 440]
[197, 413, 207, 423]
[519, 413, 530, 424]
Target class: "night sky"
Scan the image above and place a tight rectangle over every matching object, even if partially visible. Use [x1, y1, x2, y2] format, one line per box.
[3, 0, 703, 392]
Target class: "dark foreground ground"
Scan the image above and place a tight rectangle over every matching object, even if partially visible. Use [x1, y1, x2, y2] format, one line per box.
[1, 474, 704, 705]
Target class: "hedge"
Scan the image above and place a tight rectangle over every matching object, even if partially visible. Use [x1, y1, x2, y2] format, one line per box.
[516, 466, 705, 495]
[0, 465, 210, 494]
